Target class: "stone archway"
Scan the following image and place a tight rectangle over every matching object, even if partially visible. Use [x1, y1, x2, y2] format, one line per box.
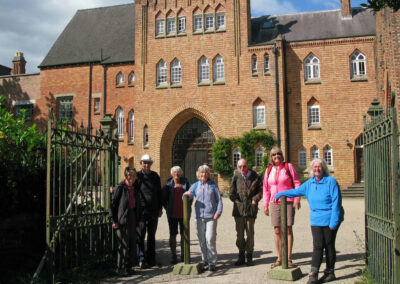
[172, 117, 215, 184]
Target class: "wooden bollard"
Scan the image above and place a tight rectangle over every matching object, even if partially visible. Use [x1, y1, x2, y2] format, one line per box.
[183, 194, 190, 264]
[281, 196, 288, 269]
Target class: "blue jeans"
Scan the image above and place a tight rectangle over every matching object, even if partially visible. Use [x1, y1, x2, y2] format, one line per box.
[195, 218, 218, 265]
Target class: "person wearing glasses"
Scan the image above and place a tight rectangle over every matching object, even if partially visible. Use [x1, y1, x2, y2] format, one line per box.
[229, 158, 263, 266]
[136, 154, 163, 268]
[109, 167, 139, 276]
[263, 146, 301, 268]
[273, 158, 344, 284]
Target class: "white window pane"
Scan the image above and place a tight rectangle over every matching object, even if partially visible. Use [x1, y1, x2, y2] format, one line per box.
[156, 20, 164, 35]
[167, 18, 176, 34]
[178, 17, 186, 32]
[216, 13, 225, 29]
[194, 16, 202, 31]
[205, 14, 214, 30]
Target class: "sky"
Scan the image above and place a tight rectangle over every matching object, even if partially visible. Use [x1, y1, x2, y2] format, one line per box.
[0, 0, 366, 74]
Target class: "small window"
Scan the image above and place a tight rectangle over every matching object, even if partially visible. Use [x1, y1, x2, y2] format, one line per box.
[324, 146, 333, 167]
[213, 55, 224, 82]
[216, 12, 225, 30]
[264, 54, 270, 73]
[311, 146, 319, 160]
[299, 147, 307, 168]
[198, 56, 210, 83]
[144, 125, 149, 146]
[304, 54, 320, 80]
[94, 98, 100, 114]
[252, 55, 258, 75]
[129, 111, 134, 143]
[194, 15, 203, 32]
[116, 72, 125, 86]
[58, 97, 73, 121]
[116, 108, 124, 140]
[156, 19, 165, 35]
[350, 50, 366, 78]
[157, 60, 167, 86]
[171, 59, 182, 84]
[308, 105, 320, 125]
[255, 147, 264, 168]
[14, 103, 34, 121]
[233, 148, 241, 168]
[178, 16, 186, 33]
[204, 14, 214, 30]
[167, 17, 176, 34]
[253, 106, 265, 127]
[128, 72, 135, 85]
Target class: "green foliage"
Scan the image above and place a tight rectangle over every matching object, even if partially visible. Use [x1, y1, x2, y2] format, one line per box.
[212, 130, 276, 178]
[212, 137, 234, 176]
[0, 95, 47, 283]
[361, 0, 400, 12]
[354, 268, 378, 284]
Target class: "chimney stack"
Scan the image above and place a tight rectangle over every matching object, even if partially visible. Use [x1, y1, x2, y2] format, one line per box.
[12, 52, 26, 75]
[341, 0, 352, 19]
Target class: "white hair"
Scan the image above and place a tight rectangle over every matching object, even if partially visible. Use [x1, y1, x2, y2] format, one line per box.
[170, 166, 183, 176]
[196, 164, 211, 180]
[309, 158, 330, 177]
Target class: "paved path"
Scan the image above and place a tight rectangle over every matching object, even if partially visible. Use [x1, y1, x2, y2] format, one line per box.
[102, 198, 365, 284]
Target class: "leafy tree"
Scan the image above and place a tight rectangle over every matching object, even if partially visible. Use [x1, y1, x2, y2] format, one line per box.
[0, 96, 46, 282]
[361, 0, 400, 12]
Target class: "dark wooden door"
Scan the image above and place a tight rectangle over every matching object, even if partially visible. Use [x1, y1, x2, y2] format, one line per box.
[172, 118, 215, 184]
[356, 147, 364, 182]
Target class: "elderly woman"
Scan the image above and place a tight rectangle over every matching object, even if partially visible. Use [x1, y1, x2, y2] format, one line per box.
[162, 166, 191, 264]
[183, 165, 223, 272]
[109, 166, 138, 276]
[274, 158, 344, 284]
[263, 146, 301, 268]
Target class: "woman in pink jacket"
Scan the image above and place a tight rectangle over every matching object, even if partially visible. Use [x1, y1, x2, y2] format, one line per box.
[263, 146, 301, 268]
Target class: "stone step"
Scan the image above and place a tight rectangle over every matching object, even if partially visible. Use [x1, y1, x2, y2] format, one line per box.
[342, 183, 365, 198]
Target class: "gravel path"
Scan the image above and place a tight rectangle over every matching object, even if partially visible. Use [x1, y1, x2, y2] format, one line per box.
[102, 198, 365, 284]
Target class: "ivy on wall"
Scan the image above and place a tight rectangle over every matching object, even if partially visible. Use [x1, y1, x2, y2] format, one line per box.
[212, 130, 276, 178]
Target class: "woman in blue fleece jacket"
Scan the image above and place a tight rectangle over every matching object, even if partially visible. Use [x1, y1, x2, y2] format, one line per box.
[274, 158, 344, 284]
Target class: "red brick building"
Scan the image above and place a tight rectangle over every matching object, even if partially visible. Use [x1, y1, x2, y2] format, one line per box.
[7, 0, 382, 190]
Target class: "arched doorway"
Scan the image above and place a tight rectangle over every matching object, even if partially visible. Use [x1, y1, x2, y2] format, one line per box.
[355, 134, 364, 183]
[172, 117, 216, 184]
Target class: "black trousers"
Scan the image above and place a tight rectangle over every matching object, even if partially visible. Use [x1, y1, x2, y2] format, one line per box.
[310, 226, 339, 273]
[116, 208, 137, 270]
[138, 214, 159, 263]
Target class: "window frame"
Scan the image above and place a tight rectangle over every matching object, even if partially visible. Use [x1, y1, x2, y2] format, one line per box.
[171, 59, 182, 85]
[144, 125, 149, 147]
[198, 57, 210, 83]
[93, 98, 100, 114]
[116, 108, 124, 140]
[204, 13, 214, 31]
[232, 148, 241, 168]
[255, 147, 264, 168]
[166, 17, 176, 35]
[308, 105, 320, 125]
[128, 111, 134, 143]
[299, 147, 307, 168]
[157, 60, 168, 86]
[216, 12, 225, 30]
[178, 16, 186, 33]
[252, 55, 258, 75]
[213, 55, 225, 82]
[58, 97, 73, 121]
[304, 54, 320, 81]
[193, 15, 203, 32]
[253, 105, 266, 127]
[264, 54, 270, 74]
[116, 72, 125, 86]
[324, 146, 333, 167]
[156, 18, 165, 36]
[311, 146, 320, 160]
[350, 50, 367, 79]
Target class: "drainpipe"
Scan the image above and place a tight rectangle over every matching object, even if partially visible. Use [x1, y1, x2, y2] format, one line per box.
[282, 41, 290, 161]
[273, 42, 281, 147]
[101, 48, 107, 115]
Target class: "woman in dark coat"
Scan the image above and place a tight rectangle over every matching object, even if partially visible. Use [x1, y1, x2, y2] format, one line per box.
[110, 166, 139, 276]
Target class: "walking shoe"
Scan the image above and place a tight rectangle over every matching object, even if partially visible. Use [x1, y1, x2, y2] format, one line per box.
[201, 262, 209, 271]
[320, 271, 336, 282]
[246, 252, 254, 266]
[171, 254, 178, 264]
[209, 264, 216, 272]
[307, 272, 318, 284]
[235, 251, 246, 266]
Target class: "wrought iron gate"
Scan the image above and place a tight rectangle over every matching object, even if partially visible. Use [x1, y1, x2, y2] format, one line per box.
[363, 99, 400, 284]
[45, 112, 119, 280]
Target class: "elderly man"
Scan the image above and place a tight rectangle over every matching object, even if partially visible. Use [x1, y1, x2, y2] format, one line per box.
[229, 158, 263, 266]
[137, 154, 163, 268]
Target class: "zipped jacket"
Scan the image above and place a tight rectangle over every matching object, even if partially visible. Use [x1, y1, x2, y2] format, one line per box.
[187, 180, 223, 219]
[162, 177, 191, 218]
[109, 180, 138, 226]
